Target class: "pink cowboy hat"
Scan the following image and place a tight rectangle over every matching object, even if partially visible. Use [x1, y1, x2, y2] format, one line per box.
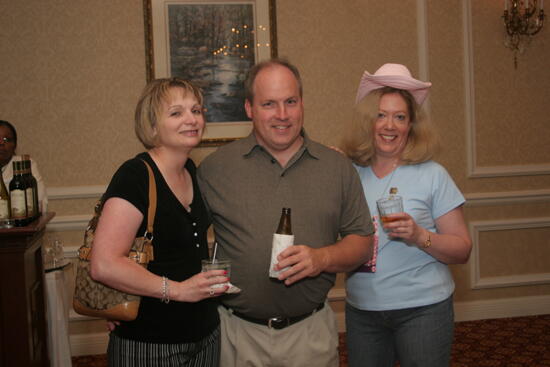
[355, 63, 432, 105]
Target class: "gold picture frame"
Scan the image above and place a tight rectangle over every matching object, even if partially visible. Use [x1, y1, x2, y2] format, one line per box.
[143, 0, 278, 147]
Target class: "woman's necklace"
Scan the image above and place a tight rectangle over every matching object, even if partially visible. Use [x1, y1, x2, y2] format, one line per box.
[375, 162, 399, 199]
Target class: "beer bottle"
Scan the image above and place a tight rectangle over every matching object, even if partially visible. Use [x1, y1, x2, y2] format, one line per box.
[0, 172, 11, 228]
[269, 208, 295, 278]
[276, 208, 292, 235]
[9, 160, 28, 227]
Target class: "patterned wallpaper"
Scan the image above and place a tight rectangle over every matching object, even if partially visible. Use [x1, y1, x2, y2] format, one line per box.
[0, 0, 146, 187]
[1, 0, 549, 306]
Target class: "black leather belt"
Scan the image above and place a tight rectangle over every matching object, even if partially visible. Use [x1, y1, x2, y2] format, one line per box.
[224, 303, 325, 330]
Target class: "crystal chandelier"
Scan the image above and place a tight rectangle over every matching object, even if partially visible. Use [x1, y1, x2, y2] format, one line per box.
[502, 0, 545, 68]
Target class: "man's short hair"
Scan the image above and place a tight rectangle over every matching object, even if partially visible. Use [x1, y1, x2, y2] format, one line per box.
[244, 58, 303, 103]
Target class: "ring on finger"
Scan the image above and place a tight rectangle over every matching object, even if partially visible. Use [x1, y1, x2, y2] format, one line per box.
[209, 289, 215, 296]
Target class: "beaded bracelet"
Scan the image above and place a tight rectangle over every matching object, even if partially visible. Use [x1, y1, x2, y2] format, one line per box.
[161, 276, 170, 304]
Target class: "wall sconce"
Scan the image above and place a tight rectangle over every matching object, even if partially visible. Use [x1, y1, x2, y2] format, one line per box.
[503, 0, 545, 68]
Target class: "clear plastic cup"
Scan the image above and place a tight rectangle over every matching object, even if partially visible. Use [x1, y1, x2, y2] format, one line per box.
[201, 259, 231, 288]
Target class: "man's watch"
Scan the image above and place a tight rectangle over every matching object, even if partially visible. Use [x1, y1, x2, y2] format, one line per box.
[423, 233, 431, 248]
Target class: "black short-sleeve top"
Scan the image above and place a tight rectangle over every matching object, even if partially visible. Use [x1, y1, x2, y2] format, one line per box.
[104, 152, 218, 343]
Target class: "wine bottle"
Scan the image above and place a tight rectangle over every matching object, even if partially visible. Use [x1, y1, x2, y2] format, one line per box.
[22, 155, 39, 220]
[269, 208, 295, 278]
[20, 155, 36, 221]
[9, 160, 28, 227]
[0, 172, 11, 228]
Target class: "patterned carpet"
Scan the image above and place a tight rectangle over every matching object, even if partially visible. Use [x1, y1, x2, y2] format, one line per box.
[73, 314, 550, 367]
[449, 314, 550, 367]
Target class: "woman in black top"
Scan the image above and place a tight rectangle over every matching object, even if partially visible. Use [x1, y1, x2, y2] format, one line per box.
[90, 78, 228, 366]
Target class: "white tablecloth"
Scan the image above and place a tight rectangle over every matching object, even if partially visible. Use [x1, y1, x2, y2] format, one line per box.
[45, 262, 73, 367]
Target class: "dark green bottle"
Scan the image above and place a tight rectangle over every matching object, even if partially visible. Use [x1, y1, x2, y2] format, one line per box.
[22, 155, 39, 221]
[9, 160, 28, 227]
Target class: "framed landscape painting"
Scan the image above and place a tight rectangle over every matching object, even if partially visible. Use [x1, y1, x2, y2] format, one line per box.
[144, 0, 278, 146]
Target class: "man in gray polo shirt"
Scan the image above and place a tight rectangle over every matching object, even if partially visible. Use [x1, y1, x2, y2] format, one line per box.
[198, 58, 374, 367]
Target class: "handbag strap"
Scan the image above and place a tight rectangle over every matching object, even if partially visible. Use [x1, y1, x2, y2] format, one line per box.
[78, 158, 157, 262]
[141, 159, 157, 237]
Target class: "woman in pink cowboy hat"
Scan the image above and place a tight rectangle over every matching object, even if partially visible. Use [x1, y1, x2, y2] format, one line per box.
[341, 64, 472, 367]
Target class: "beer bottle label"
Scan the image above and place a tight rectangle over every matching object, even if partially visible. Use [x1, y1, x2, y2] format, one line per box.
[269, 233, 295, 278]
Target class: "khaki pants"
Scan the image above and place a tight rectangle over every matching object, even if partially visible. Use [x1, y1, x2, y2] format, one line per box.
[218, 303, 339, 367]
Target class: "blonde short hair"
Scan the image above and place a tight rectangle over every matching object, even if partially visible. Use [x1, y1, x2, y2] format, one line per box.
[135, 77, 204, 149]
[342, 87, 439, 166]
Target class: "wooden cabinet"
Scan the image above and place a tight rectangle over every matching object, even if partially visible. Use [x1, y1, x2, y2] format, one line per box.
[0, 213, 54, 367]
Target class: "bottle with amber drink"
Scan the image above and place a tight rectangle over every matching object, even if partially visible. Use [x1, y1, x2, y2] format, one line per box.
[0, 173, 12, 228]
[378, 187, 403, 225]
[22, 155, 39, 221]
[9, 160, 28, 227]
[269, 208, 295, 278]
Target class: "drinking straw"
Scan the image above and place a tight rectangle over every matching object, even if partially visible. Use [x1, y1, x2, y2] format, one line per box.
[212, 242, 218, 263]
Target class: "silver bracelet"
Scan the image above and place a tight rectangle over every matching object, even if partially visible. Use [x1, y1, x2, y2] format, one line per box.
[161, 276, 170, 304]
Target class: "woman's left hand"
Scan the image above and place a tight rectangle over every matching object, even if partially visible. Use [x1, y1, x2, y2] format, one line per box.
[106, 320, 120, 332]
[384, 207, 472, 264]
[383, 212, 426, 247]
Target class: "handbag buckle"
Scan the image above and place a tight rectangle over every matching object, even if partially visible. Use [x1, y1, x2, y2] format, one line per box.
[78, 247, 92, 260]
[143, 231, 154, 242]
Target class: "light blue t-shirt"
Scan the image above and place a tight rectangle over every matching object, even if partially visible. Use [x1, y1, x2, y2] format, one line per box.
[346, 161, 465, 311]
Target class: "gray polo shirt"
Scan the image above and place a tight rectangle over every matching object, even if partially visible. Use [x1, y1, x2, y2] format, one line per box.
[197, 131, 374, 319]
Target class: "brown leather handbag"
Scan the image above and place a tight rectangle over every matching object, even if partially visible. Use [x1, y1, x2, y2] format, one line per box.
[73, 160, 156, 321]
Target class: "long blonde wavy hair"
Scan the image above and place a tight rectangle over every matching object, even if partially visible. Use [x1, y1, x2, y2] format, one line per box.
[341, 87, 439, 167]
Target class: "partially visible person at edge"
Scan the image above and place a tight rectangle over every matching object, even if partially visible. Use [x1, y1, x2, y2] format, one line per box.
[90, 78, 228, 367]
[0, 119, 48, 212]
[197, 58, 375, 367]
[341, 63, 472, 367]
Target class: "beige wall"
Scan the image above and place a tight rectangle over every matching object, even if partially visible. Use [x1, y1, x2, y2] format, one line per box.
[2, 0, 549, 352]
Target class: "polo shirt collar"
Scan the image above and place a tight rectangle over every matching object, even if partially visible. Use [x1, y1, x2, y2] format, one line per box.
[240, 129, 321, 161]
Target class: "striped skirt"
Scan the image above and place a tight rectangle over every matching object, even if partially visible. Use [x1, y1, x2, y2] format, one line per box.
[107, 326, 220, 367]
